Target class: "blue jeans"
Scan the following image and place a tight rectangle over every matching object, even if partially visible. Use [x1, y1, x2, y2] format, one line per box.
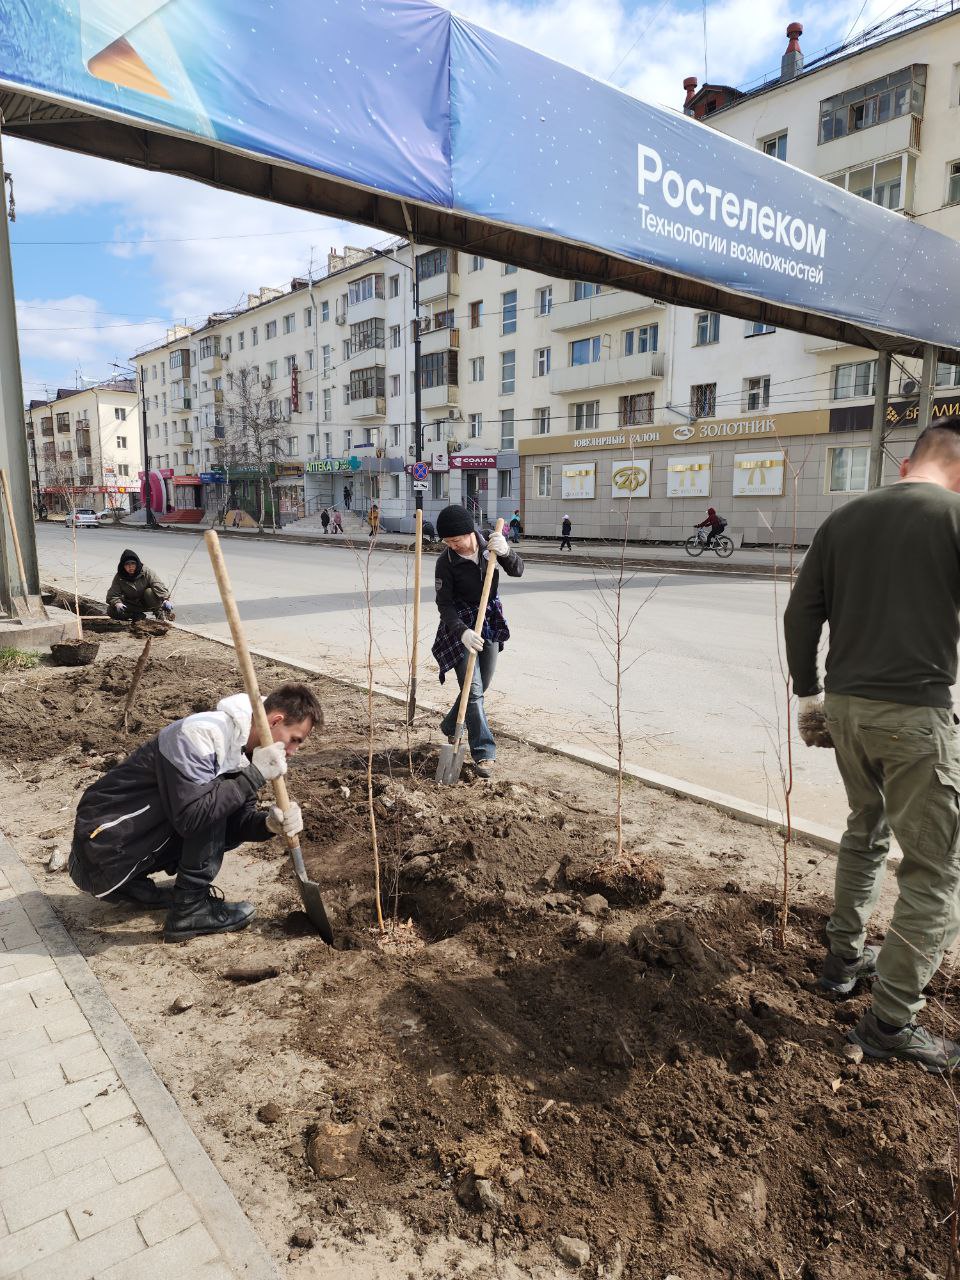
[440, 645, 498, 762]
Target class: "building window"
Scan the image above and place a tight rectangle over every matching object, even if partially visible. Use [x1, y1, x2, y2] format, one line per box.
[827, 445, 869, 493]
[286, 436, 298, 455]
[573, 281, 601, 300]
[500, 409, 515, 449]
[534, 407, 551, 435]
[265, 320, 277, 339]
[469, 300, 483, 329]
[322, 345, 332, 374]
[470, 256, 485, 272]
[283, 313, 296, 335]
[470, 356, 485, 383]
[307, 433, 316, 453]
[389, 374, 400, 397]
[501, 290, 517, 335]
[266, 360, 278, 379]
[502, 263, 517, 275]
[388, 275, 400, 299]
[498, 470, 512, 499]
[390, 425, 401, 447]
[306, 391, 314, 412]
[534, 347, 551, 377]
[743, 376, 771, 411]
[348, 273, 385, 305]
[238, 330, 245, 351]
[936, 361, 960, 387]
[618, 393, 653, 426]
[116, 435, 127, 449]
[761, 132, 787, 160]
[536, 286, 553, 316]
[570, 400, 600, 431]
[948, 159, 960, 206]
[433, 308, 454, 331]
[570, 336, 601, 366]
[350, 317, 385, 354]
[114, 407, 127, 421]
[469, 413, 482, 438]
[692, 383, 717, 418]
[420, 350, 458, 389]
[416, 248, 449, 281]
[695, 312, 720, 345]
[305, 349, 315, 371]
[304, 307, 313, 328]
[833, 360, 876, 400]
[321, 300, 330, 321]
[833, 156, 908, 210]
[323, 389, 332, 421]
[500, 350, 516, 395]
[432, 470, 448, 500]
[746, 321, 776, 336]
[818, 66, 925, 144]
[534, 464, 552, 497]
[623, 324, 659, 355]
[348, 367, 386, 403]
[390, 325, 401, 349]
[251, 326, 259, 346]
[284, 355, 296, 375]
[117, 464, 129, 477]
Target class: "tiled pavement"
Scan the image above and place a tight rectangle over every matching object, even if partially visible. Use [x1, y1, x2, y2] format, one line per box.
[0, 836, 279, 1280]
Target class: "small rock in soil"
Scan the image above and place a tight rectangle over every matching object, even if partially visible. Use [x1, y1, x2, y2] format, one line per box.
[475, 1178, 505, 1212]
[728, 1020, 767, 1072]
[581, 893, 609, 917]
[842, 1043, 864, 1065]
[554, 1235, 590, 1268]
[46, 845, 67, 873]
[289, 1221, 315, 1249]
[306, 1122, 361, 1180]
[257, 1101, 284, 1125]
[522, 1128, 550, 1158]
[168, 996, 194, 1015]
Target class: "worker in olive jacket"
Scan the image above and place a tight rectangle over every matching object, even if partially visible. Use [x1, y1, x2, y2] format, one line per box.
[106, 549, 175, 621]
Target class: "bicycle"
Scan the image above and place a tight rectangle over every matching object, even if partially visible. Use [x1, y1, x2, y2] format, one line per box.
[684, 526, 734, 558]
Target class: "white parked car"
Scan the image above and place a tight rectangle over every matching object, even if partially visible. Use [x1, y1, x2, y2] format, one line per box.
[96, 508, 127, 525]
[64, 509, 99, 528]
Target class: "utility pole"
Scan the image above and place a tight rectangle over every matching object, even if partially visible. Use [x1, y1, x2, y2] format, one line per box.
[409, 247, 424, 724]
[867, 350, 891, 489]
[139, 365, 157, 527]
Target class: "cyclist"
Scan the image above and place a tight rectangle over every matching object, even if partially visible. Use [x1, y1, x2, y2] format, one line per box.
[695, 508, 727, 547]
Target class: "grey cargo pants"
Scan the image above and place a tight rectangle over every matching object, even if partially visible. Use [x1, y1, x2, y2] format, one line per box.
[823, 693, 960, 1028]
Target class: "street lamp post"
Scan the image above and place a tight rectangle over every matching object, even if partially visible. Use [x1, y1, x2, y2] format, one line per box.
[374, 244, 423, 723]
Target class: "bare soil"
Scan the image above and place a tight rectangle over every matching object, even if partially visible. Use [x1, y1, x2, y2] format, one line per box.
[1, 627, 957, 1280]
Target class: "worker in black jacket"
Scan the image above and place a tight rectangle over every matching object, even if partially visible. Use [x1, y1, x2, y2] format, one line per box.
[69, 683, 322, 941]
[431, 505, 523, 778]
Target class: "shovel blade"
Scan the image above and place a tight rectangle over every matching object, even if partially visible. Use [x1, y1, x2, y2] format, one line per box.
[436, 742, 467, 785]
[295, 873, 334, 943]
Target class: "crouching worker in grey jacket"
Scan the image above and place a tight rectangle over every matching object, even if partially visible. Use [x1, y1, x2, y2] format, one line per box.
[69, 683, 321, 941]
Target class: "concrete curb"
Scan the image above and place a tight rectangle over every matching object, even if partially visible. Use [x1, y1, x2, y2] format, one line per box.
[0, 832, 281, 1280]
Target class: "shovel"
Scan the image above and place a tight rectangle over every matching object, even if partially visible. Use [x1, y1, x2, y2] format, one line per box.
[205, 531, 334, 943]
[436, 517, 505, 785]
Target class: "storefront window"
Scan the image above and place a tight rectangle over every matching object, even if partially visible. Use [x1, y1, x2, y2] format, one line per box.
[827, 446, 869, 493]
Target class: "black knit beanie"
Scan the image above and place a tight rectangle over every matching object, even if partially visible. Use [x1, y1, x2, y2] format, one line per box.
[436, 504, 475, 538]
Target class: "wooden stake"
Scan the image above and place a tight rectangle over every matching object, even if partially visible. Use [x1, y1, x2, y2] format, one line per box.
[120, 636, 152, 731]
[0, 467, 31, 607]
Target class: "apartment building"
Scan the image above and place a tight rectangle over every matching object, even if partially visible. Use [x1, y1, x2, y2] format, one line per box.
[24, 380, 140, 515]
[128, 4, 960, 541]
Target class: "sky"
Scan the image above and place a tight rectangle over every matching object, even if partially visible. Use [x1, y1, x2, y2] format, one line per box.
[6, 0, 922, 401]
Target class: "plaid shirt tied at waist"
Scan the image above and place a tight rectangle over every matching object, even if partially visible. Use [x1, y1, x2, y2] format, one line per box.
[432, 598, 511, 683]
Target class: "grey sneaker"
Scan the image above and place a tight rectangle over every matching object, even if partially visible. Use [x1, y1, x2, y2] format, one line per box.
[818, 944, 879, 995]
[848, 1010, 960, 1073]
[473, 760, 495, 780]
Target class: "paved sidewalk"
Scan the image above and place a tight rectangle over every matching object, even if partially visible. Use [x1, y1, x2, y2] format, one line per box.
[0, 836, 279, 1280]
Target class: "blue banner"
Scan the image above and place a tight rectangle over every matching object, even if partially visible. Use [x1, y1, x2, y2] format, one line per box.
[2, 0, 960, 349]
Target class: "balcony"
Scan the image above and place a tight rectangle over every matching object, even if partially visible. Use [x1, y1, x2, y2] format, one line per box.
[170, 386, 192, 411]
[418, 271, 460, 304]
[78, 473, 94, 486]
[173, 464, 197, 477]
[814, 113, 921, 180]
[550, 350, 665, 395]
[40, 425, 54, 438]
[76, 447, 92, 459]
[348, 294, 386, 327]
[198, 353, 221, 374]
[58, 449, 73, 461]
[344, 343, 386, 371]
[56, 420, 71, 434]
[421, 384, 460, 411]
[420, 324, 459, 356]
[551, 290, 663, 331]
[347, 395, 387, 421]
[172, 429, 193, 447]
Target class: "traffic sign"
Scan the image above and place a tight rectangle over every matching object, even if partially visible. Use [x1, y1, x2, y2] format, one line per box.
[412, 480, 428, 492]
[412, 461, 429, 481]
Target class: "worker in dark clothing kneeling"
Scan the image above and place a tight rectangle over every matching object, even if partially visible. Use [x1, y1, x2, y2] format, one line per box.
[107, 549, 176, 621]
[69, 684, 321, 941]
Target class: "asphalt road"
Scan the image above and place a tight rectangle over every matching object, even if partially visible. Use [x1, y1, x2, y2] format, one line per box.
[34, 523, 846, 829]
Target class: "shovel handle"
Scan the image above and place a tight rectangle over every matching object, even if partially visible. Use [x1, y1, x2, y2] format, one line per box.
[204, 531, 295, 843]
[453, 518, 505, 733]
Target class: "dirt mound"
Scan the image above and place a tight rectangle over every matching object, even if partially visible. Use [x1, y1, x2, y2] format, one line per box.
[1, 634, 956, 1279]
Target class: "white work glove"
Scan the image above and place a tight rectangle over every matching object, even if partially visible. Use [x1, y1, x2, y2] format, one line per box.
[266, 802, 303, 837]
[486, 531, 509, 558]
[114, 601, 127, 614]
[251, 740, 287, 781]
[797, 695, 834, 749]
[461, 628, 485, 654]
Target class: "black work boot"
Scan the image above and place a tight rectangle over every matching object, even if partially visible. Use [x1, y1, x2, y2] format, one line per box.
[163, 886, 255, 942]
[104, 876, 175, 909]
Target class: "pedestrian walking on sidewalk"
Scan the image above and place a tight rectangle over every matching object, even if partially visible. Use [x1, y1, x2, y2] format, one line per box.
[331, 508, 343, 534]
[68, 684, 321, 941]
[509, 510, 522, 543]
[344, 484, 352, 511]
[559, 515, 573, 551]
[368, 504, 380, 537]
[785, 421, 960, 1072]
[432, 504, 524, 780]
[320, 507, 330, 534]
